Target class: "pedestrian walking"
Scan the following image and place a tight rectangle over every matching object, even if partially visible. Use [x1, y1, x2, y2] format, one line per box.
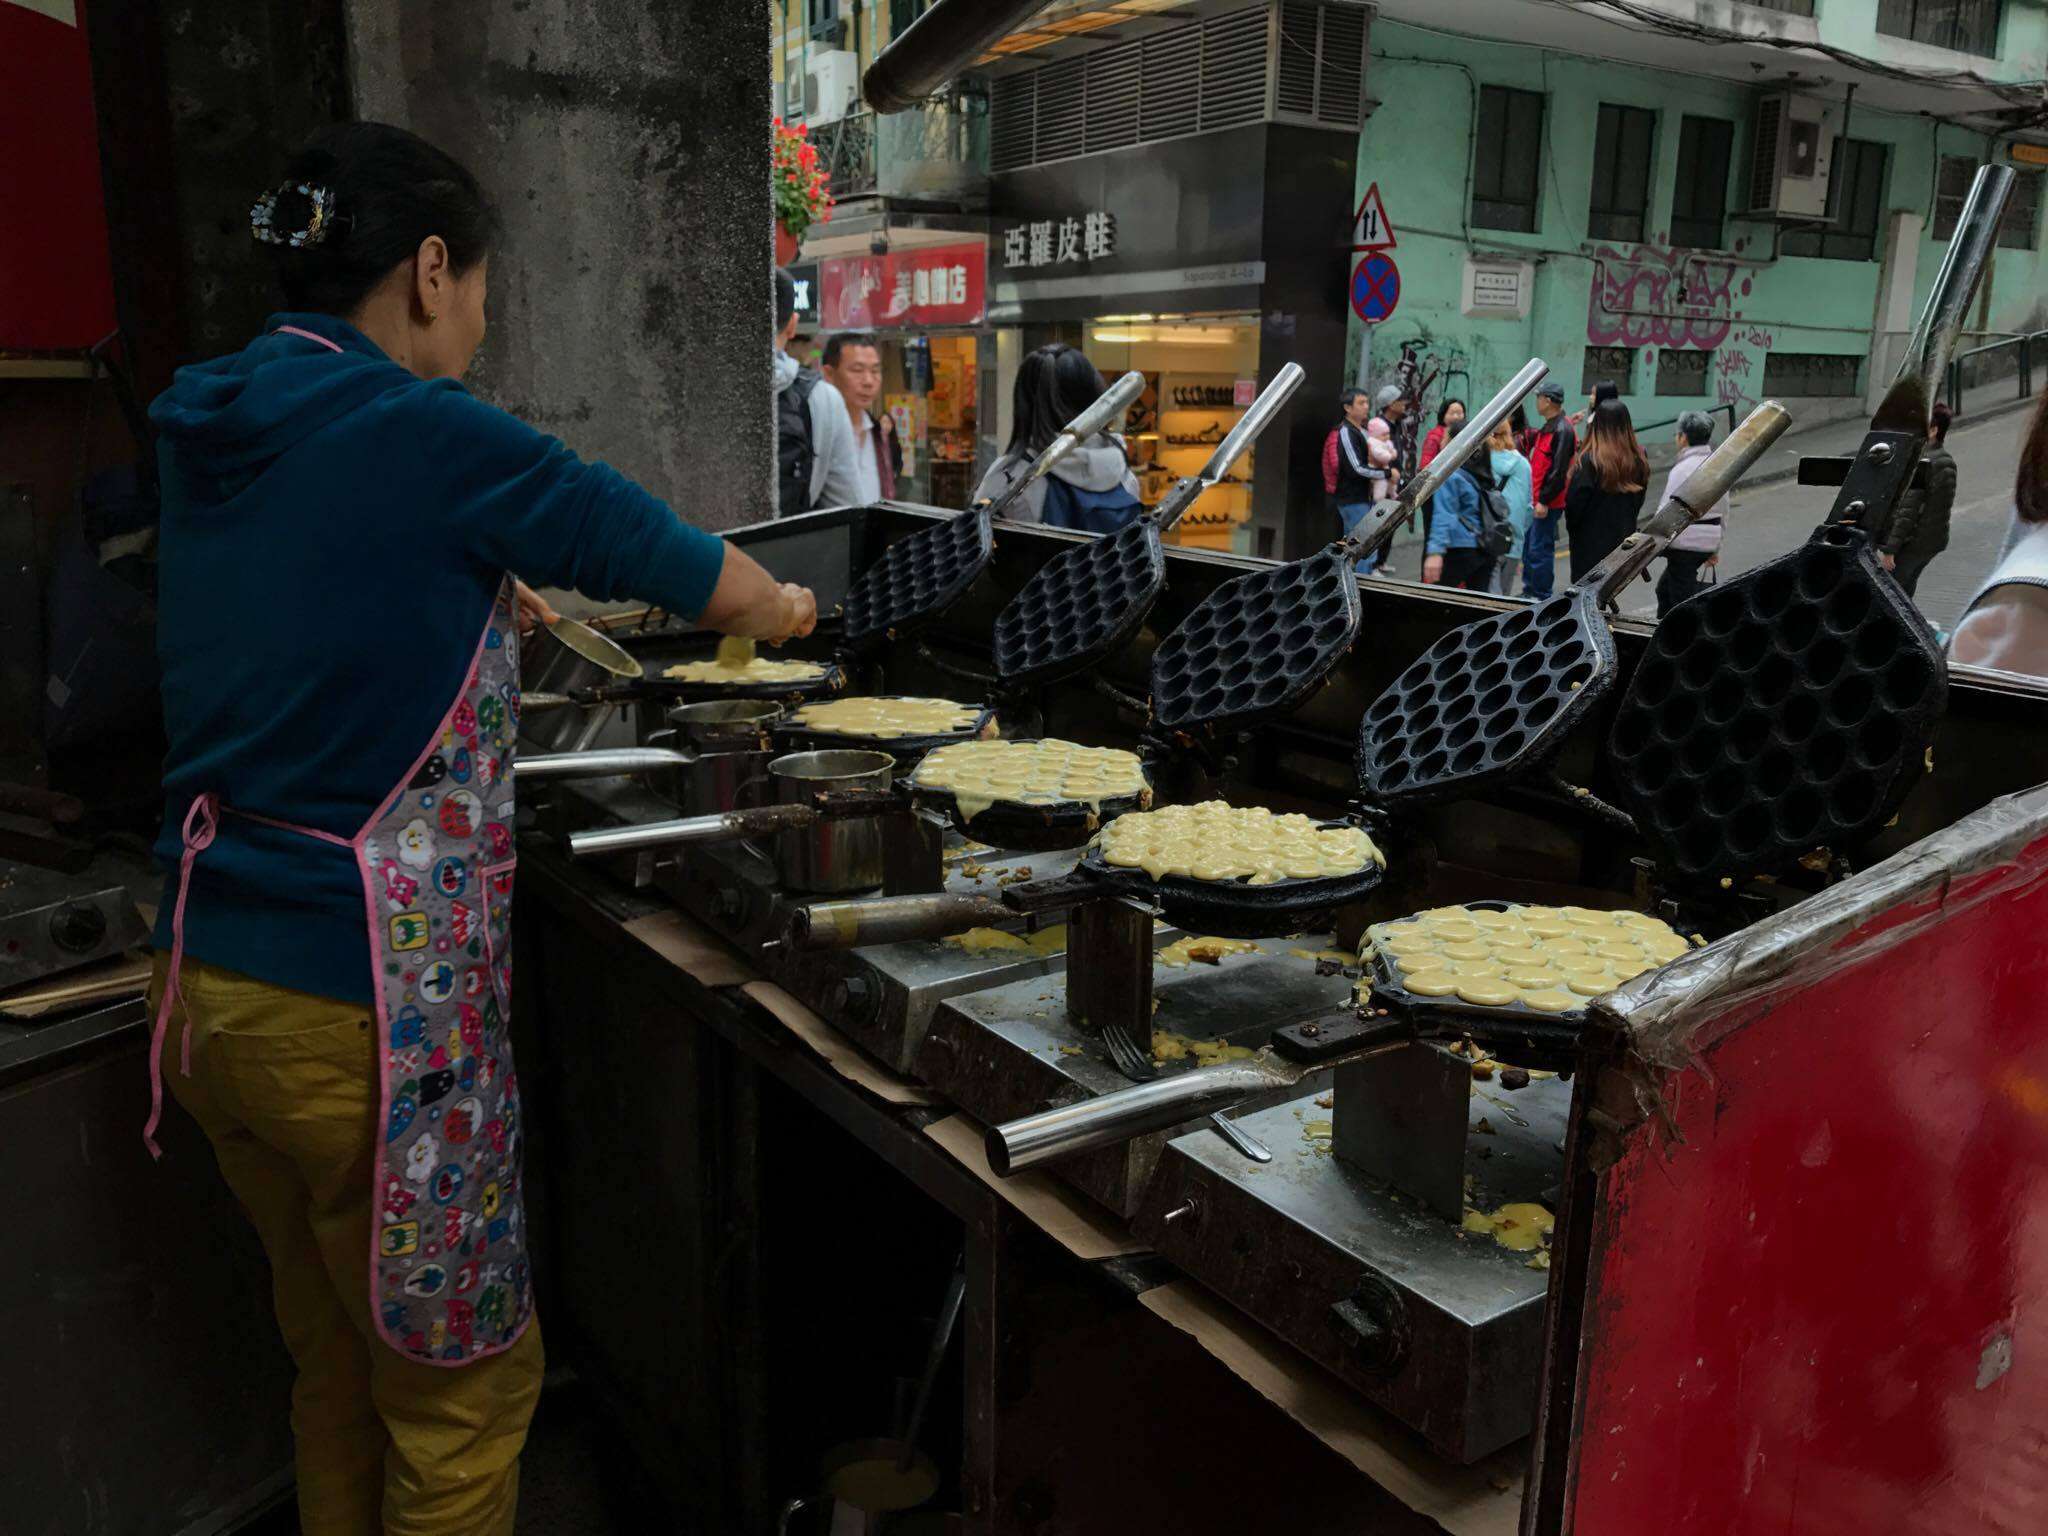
[974, 343, 1142, 531]
[1486, 416, 1534, 597]
[1328, 386, 1391, 573]
[1422, 442, 1507, 592]
[775, 268, 860, 515]
[1523, 381, 1576, 599]
[1649, 410, 1727, 616]
[1951, 390, 2048, 676]
[1882, 402, 1957, 598]
[1565, 400, 1648, 580]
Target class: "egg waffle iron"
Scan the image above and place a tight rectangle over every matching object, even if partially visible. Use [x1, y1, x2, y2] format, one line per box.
[987, 364, 1305, 693]
[839, 371, 1146, 651]
[1357, 400, 1793, 810]
[1148, 360, 1550, 743]
[641, 651, 851, 706]
[1606, 167, 2010, 887]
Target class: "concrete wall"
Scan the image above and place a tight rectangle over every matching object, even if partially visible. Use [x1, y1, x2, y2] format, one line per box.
[1351, 21, 2048, 440]
[345, 0, 774, 531]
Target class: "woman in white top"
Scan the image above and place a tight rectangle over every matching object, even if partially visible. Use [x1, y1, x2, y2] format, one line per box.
[1950, 390, 2048, 678]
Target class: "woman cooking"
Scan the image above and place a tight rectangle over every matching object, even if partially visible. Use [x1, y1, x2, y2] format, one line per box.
[145, 122, 816, 1535]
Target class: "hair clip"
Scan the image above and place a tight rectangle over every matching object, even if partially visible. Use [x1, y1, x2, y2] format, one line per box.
[251, 182, 341, 249]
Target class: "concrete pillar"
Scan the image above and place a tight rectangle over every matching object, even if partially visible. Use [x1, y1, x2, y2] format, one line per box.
[1867, 209, 1923, 412]
[344, 1, 775, 530]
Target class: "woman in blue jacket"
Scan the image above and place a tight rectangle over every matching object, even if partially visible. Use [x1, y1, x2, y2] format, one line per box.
[1420, 443, 1504, 591]
[145, 123, 815, 1534]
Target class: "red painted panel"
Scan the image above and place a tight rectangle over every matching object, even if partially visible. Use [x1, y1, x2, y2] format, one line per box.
[820, 242, 987, 330]
[0, 0, 117, 351]
[1570, 846, 2048, 1533]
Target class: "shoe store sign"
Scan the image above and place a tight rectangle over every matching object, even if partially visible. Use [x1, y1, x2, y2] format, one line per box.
[999, 211, 1117, 269]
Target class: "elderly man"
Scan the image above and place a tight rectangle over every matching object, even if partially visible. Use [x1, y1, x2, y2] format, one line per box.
[1647, 409, 1727, 616]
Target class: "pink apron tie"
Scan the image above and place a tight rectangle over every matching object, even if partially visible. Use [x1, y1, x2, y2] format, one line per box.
[144, 795, 349, 1159]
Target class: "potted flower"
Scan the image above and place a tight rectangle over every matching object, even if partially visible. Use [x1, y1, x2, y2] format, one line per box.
[773, 117, 833, 265]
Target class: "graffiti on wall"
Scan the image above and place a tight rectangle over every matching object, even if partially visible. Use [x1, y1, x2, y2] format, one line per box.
[1587, 244, 1743, 352]
[1712, 324, 1777, 409]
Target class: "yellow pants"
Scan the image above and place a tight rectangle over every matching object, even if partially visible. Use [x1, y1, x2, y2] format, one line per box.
[150, 954, 543, 1536]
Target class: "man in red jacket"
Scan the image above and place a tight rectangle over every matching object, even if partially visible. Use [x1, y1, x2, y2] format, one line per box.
[1523, 380, 1575, 599]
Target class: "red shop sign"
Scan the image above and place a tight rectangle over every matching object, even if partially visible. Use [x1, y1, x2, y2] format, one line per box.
[821, 242, 986, 330]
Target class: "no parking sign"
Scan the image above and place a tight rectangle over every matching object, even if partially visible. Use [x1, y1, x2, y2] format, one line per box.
[1351, 252, 1401, 324]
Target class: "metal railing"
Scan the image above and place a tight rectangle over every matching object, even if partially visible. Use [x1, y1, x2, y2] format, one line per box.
[1947, 330, 2048, 415]
[822, 110, 877, 196]
[1630, 402, 1739, 441]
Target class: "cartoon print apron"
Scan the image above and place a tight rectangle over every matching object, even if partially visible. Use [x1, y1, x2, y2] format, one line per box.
[147, 325, 532, 1366]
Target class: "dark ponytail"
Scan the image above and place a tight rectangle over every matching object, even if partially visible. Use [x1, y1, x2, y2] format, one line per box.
[259, 122, 499, 315]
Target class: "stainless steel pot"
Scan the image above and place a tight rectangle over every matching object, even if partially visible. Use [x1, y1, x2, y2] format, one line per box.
[768, 750, 894, 893]
[648, 700, 783, 813]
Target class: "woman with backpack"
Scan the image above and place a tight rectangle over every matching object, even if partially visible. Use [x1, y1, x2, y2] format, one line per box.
[1565, 399, 1650, 579]
[1422, 437, 1512, 592]
[974, 343, 1142, 531]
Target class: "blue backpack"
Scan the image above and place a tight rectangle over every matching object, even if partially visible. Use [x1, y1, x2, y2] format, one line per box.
[1040, 475, 1142, 534]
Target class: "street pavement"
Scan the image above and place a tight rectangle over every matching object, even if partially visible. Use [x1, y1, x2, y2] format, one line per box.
[1611, 403, 2034, 634]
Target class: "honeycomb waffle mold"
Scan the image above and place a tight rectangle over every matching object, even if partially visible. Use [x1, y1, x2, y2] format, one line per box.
[1358, 593, 1616, 806]
[1608, 524, 1946, 882]
[841, 511, 994, 649]
[1079, 844, 1384, 940]
[1149, 550, 1362, 735]
[992, 522, 1167, 688]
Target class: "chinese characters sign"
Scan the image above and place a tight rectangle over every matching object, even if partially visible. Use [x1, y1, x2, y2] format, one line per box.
[999, 212, 1116, 270]
[820, 242, 986, 329]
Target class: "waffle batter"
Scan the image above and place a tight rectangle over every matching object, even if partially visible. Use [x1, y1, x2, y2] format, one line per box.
[911, 739, 1148, 821]
[1365, 903, 1693, 1010]
[661, 636, 827, 685]
[788, 696, 986, 740]
[1098, 802, 1383, 886]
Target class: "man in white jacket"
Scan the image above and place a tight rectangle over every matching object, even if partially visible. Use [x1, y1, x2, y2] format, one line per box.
[1648, 411, 1727, 617]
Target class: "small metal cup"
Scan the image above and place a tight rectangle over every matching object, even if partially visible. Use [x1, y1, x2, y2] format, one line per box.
[768, 750, 894, 893]
[650, 700, 783, 813]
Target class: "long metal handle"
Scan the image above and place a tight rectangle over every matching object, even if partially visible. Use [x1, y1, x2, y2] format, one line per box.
[1207, 1112, 1273, 1162]
[567, 802, 816, 857]
[986, 1059, 1299, 1174]
[981, 370, 1148, 520]
[1150, 362, 1306, 532]
[512, 748, 688, 782]
[1896, 163, 2014, 407]
[1587, 399, 1793, 601]
[791, 892, 1014, 950]
[1402, 359, 1549, 511]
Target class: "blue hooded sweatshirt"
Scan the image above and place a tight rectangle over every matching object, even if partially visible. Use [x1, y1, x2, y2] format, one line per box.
[150, 312, 728, 1003]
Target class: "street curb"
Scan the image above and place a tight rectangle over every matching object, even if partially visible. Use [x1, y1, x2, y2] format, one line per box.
[1740, 393, 2039, 491]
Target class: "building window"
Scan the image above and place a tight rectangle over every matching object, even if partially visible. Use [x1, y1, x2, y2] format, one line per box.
[1876, 0, 2003, 56]
[1588, 104, 1656, 243]
[1671, 116, 1735, 249]
[1780, 139, 1886, 261]
[1934, 154, 2041, 247]
[1655, 349, 1712, 396]
[1583, 345, 1636, 394]
[1473, 85, 1545, 233]
[1763, 352, 1861, 398]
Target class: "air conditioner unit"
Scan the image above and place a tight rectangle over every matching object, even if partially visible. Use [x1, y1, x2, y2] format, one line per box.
[805, 50, 860, 127]
[783, 59, 805, 115]
[1745, 90, 1837, 220]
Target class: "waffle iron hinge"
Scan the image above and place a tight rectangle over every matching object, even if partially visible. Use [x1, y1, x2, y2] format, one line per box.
[1066, 895, 1160, 1043]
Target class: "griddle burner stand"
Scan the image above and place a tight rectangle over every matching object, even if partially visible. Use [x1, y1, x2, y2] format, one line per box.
[1332, 1043, 1475, 1223]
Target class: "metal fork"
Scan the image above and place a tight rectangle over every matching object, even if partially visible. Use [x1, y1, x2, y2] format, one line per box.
[1100, 1023, 1272, 1163]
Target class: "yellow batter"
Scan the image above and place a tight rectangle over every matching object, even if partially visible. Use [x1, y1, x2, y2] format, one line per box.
[1364, 902, 1692, 1012]
[1156, 935, 1261, 968]
[1097, 802, 1384, 886]
[661, 637, 829, 685]
[788, 696, 986, 739]
[910, 739, 1149, 821]
[1462, 1201, 1555, 1253]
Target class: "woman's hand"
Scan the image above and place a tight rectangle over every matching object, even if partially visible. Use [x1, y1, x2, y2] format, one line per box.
[513, 579, 561, 637]
[1422, 553, 1444, 585]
